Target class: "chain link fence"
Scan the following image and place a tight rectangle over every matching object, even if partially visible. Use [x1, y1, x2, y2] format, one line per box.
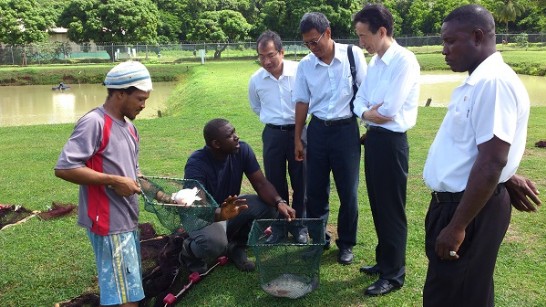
[0, 33, 544, 66]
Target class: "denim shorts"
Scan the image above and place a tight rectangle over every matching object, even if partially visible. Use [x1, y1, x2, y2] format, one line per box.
[87, 229, 145, 305]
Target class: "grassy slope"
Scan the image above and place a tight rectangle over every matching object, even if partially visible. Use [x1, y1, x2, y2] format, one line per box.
[0, 61, 545, 306]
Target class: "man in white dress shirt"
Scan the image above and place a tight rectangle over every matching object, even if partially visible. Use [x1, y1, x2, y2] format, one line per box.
[248, 30, 307, 244]
[422, 5, 537, 306]
[352, 4, 420, 296]
[293, 12, 367, 265]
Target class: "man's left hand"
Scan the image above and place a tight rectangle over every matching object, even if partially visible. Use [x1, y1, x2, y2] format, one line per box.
[277, 202, 296, 221]
[435, 224, 465, 260]
[218, 195, 248, 221]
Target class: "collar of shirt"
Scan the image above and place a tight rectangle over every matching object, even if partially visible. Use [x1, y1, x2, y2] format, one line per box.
[310, 41, 344, 67]
[259, 60, 297, 80]
[464, 52, 502, 86]
[378, 40, 400, 66]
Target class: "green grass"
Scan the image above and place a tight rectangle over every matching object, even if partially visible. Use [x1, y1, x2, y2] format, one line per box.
[0, 61, 545, 306]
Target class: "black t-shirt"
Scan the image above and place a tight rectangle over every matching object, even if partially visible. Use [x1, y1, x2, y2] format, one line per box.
[184, 141, 260, 205]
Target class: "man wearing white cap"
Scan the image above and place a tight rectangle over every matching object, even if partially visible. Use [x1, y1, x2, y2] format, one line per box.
[55, 61, 152, 306]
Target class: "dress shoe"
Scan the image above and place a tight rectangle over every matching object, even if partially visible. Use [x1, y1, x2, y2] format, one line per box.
[227, 242, 255, 272]
[323, 240, 331, 250]
[337, 248, 353, 265]
[359, 264, 381, 276]
[265, 229, 286, 244]
[290, 226, 309, 244]
[364, 279, 401, 296]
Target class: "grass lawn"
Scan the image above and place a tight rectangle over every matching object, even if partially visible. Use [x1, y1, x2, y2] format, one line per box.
[0, 61, 545, 306]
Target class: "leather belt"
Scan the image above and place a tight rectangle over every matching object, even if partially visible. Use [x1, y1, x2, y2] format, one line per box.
[431, 191, 465, 203]
[266, 124, 295, 131]
[431, 183, 505, 204]
[367, 125, 404, 134]
[312, 115, 354, 126]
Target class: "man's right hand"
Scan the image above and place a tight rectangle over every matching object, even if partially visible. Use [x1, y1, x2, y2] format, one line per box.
[295, 140, 304, 161]
[109, 176, 141, 197]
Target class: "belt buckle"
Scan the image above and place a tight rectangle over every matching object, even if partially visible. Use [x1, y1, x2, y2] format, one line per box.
[279, 125, 287, 131]
[432, 191, 440, 203]
[323, 119, 333, 126]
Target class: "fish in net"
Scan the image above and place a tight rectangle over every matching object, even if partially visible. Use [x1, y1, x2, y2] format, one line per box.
[138, 176, 218, 233]
[248, 218, 325, 299]
[261, 273, 318, 299]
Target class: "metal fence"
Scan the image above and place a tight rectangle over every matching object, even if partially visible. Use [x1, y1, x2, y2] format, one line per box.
[0, 33, 544, 66]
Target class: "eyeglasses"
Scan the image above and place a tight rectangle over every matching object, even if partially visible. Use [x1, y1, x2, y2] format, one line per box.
[303, 32, 325, 48]
[258, 51, 279, 61]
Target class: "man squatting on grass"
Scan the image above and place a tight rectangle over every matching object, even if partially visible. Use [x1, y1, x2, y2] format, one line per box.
[422, 5, 541, 306]
[55, 61, 152, 307]
[181, 118, 296, 273]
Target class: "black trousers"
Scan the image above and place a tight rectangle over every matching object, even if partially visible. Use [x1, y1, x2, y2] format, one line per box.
[262, 125, 306, 217]
[423, 185, 511, 307]
[363, 127, 408, 285]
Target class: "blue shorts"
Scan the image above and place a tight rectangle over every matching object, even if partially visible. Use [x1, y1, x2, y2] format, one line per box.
[87, 230, 145, 305]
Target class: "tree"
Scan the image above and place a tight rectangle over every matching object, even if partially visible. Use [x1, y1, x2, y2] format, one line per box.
[0, 0, 55, 65]
[494, 0, 526, 35]
[186, 10, 251, 58]
[257, 0, 359, 40]
[59, 0, 159, 60]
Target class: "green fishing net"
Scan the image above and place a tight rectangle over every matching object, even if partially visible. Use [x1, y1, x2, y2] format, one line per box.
[247, 218, 325, 299]
[138, 176, 218, 233]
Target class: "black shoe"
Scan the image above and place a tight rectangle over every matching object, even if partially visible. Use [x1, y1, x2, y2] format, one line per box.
[265, 229, 286, 244]
[360, 264, 381, 276]
[227, 242, 255, 272]
[337, 248, 353, 265]
[364, 279, 401, 296]
[290, 226, 309, 244]
[323, 240, 331, 250]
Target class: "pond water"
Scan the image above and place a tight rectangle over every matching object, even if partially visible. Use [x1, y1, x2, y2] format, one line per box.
[419, 71, 546, 107]
[0, 82, 177, 127]
[0, 71, 544, 127]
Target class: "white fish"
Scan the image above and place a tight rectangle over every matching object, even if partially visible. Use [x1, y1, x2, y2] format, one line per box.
[170, 187, 202, 206]
[261, 273, 317, 299]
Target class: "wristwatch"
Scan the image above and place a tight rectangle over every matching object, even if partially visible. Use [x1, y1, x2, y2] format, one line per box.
[275, 199, 287, 210]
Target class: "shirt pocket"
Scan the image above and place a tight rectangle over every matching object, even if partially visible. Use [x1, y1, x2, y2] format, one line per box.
[448, 102, 473, 143]
[341, 73, 354, 98]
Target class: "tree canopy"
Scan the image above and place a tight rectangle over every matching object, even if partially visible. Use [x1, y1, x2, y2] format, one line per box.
[58, 0, 159, 59]
[0, 0, 544, 54]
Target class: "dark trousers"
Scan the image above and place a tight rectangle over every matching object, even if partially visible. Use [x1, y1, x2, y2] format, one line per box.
[306, 117, 360, 248]
[262, 125, 306, 217]
[364, 127, 408, 285]
[189, 194, 277, 259]
[423, 185, 511, 307]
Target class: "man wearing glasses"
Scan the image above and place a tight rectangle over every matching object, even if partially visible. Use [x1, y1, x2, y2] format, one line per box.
[248, 30, 308, 244]
[293, 12, 367, 265]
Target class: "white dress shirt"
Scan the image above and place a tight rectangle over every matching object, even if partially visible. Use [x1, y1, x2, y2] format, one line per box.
[248, 60, 298, 126]
[292, 42, 367, 120]
[353, 41, 420, 132]
[423, 52, 530, 192]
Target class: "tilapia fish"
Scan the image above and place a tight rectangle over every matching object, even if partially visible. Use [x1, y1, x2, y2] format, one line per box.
[261, 273, 317, 299]
[161, 187, 202, 206]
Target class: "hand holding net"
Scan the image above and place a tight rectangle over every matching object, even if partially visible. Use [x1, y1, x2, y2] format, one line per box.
[138, 176, 218, 233]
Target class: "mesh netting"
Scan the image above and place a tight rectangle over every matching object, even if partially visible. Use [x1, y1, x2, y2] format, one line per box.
[138, 176, 218, 233]
[248, 218, 325, 299]
[0, 205, 35, 229]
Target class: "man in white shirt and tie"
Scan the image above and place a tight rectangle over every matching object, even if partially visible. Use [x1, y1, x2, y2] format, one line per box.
[352, 4, 420, 296]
